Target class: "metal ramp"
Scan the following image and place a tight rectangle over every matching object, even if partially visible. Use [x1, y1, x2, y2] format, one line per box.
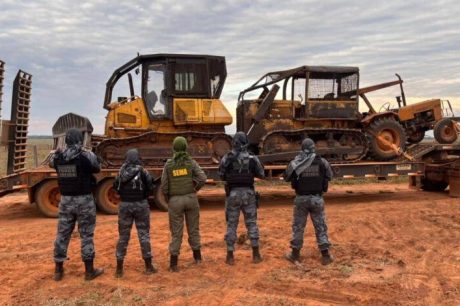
[7, 70, 32, 175]
[395, 142, 437, 162]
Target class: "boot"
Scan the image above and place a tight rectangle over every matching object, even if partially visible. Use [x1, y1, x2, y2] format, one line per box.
[252, 246, 262, 264]
[321, 249, 333, 265]
[284, 248, 300, 264]
[193, 249, 202, 264]
[84, 260, 104, 281]
[226, 251, 234, 266]
[169, 255, 179, 272]
[54, 262, 64, 281]
[144, 258, 157, 274]
[115, 260, 123, 278]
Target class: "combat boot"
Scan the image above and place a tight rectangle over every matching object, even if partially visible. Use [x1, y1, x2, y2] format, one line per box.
[193, 249, 202, 264]
[284, 248, 300, 264]
[169, 255, 179, 272]
[144, 258, 157, 274]
[226, 251, 234, 266]
[54, 262, 64, 281]
[84, 260, 104, 281]
[321, 249, 333, 265]
[115, 260, 123, 278]
[252, 246, 263, 264]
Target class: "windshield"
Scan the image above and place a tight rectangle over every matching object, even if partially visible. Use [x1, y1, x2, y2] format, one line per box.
[146, 64, 166, 116]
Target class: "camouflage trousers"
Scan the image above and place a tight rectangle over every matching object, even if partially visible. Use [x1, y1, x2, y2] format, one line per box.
[225, 187, 259, 251]
[54, 194, 96, 263]
[168, 193, 201, 256]
[291, 195, 330, 251]
[116, 200, 152, 260]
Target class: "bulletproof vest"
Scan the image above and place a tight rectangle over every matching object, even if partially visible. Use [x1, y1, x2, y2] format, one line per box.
[293, 156, 327, 196]
[166, 159, 195, 196]
[54, 153, 94, 196]
[117, 170, 148, 202]
[225, 154, 255, 189]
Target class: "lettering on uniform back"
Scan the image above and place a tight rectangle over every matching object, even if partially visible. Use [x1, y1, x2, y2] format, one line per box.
[57, 164, 78, 178]
[172, 168, 188, 177]
[300, 165, 320, 177]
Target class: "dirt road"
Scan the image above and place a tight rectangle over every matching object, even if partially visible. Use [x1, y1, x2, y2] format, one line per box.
[0, 182, 459, 305]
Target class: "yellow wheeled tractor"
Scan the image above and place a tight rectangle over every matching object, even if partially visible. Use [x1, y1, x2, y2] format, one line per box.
[44, 54, 233, 215]
[237, 66, 458, 163]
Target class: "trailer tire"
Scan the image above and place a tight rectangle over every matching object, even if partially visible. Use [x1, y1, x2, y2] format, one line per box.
[420, 178, 448, 192]
[35, 180, 61, 218]
[95, 179, 120, 215]
[434, 118, 458, 144]
[154, 187, 168, 211]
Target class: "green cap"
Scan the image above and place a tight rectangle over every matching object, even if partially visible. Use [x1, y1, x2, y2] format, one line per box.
[173, 136, 188, 152]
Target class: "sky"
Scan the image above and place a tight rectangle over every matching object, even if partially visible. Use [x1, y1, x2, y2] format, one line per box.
[0, 0, 459, 135]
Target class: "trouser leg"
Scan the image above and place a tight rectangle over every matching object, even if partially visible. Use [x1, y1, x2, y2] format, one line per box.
[116, 202, 134, 261]
[134, 200, 152, 259]
[168, 196, 185, 256]
[224, 192, 241, 251]
[241, 191, 260, 247]
[53, 197, 77, 263]
[184, 194, 201, 251]
[309, 196, 330, 251]
[290, 196, 309, 250]
[77, 195, 97, 262]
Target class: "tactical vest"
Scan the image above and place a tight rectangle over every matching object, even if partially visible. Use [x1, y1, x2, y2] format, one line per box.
[166, 159, 195, 196]
[117, 170, 148, 202]
[292, 156, 327, 196]
[225, 154, 255, 189]
[54, 153, 93, 196]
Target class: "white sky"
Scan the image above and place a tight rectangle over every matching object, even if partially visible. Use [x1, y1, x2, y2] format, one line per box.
[0, 0, 459, 135]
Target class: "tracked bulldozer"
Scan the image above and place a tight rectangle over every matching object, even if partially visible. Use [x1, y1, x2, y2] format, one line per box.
[237, 66, 457, 163]
[54, 54, 234, 167]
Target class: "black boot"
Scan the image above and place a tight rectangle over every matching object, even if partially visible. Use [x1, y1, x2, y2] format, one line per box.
[54, 262, 64, 281]
[193, 249, 202, 264]
[226, 251, 234, 266]
[284, 248, 300, 264]
[115, 260, 123, 278]
[144, 258, 157, 274]
[252, 246, 262, 264]
[169, 255, 179, 272]
[84, 260, 104, 281]
[321, 249, 333, 265]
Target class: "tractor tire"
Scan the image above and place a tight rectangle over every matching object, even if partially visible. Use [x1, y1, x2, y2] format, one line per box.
[95, 179, 120, 215]
[35, 179, 61, 218]
[366, 117, 407, 161]
[434, 118, 458, 144]
[154, 186, 168, 211]
[407, 130, 425, 144]
[420, 178, 448, 192]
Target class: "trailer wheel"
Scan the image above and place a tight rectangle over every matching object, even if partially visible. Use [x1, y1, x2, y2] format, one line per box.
[154, 187, 168, 211]
[434, 118, 458, 144]
[367, 117, 406, 160]
[420, 178, 448, 192]
[35, 180, 61, 218]
[95, 179, 120, 215]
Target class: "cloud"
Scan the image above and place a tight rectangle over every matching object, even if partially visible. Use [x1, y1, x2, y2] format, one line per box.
[0, 0, 459, 135]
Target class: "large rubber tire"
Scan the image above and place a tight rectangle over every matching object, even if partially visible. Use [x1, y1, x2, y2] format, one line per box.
[434, 118, 458, 144]
[154, 186, 168, 211]
[420, 178, 448, 192]
[35, 180, 61, 218]
[407, 130, 425, 144]
[95, 179, 120, 215]
[367, 117, 407, 161]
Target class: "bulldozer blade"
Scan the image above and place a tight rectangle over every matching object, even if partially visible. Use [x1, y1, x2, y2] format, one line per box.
[7, 70, 32, 175]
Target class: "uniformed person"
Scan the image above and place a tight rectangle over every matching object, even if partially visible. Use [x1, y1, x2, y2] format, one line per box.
[50, 128, 104, 281]
[113, 149, 156, 277]
[218, 132, 265, 265]
[161, 136, 207, 272]
[284, 138, 333, 265]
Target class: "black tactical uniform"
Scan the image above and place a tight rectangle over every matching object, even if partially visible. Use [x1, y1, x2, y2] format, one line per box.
[50, 128, 104, 281]
[284, 138, 333, 265]
[219, 132, 265, 265]
[113, 149, 156, 277]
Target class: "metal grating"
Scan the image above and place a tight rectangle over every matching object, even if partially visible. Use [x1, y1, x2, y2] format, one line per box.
[7, 70, 32, 174]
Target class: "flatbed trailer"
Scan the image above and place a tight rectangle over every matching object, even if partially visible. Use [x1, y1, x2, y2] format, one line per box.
[1, 142, 459, 217]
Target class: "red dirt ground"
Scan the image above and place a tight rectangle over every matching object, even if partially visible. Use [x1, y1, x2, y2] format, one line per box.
[0, 182, 459, 305]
